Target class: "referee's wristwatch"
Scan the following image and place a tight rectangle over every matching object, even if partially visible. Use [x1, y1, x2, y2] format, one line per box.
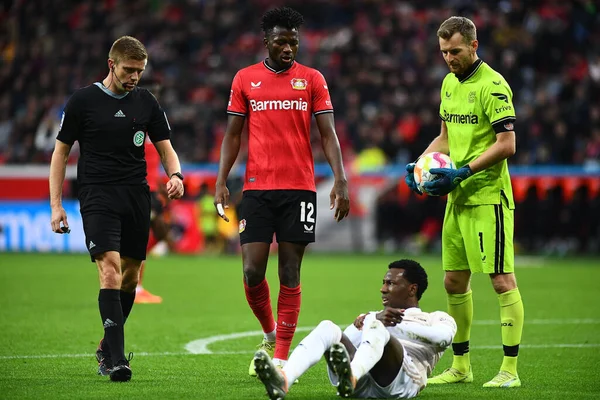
[170, 172, 184, 181]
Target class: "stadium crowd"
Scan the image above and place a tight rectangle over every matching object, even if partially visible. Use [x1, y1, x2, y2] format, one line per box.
[1, 0, 599, 254]
[1, 0, 599, 167]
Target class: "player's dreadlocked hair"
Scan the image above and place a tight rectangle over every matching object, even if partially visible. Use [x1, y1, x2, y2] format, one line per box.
[389, 259, 429, 300]
[261, 7, 305, 36]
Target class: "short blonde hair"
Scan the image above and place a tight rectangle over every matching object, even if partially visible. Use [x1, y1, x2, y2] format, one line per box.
[437, 16, 477, 44]
[108, 36, 147, 64]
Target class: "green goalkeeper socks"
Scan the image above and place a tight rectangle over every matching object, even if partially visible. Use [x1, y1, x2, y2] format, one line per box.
[446, 288, 523, 375]
[499, 288, 524, 375]
[448, 290, 473, 372]
[448, 290, 473, 343]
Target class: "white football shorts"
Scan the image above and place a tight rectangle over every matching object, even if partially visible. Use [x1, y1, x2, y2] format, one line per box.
[327, 345, 425, 399]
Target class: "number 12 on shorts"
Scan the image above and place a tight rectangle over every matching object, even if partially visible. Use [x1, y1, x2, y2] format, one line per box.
[300, 201, 315, 223]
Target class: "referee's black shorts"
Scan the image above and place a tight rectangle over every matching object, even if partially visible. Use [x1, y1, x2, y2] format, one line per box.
[238, 190, 317, 245]
[78, 185, 151, 262]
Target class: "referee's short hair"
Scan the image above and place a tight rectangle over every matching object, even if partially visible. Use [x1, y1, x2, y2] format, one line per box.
[109, 36, 148, 64]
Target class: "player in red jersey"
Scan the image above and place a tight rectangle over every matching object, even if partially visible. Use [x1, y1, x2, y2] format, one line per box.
[214, 7, 350, 376]
[134, 137, 166, 304]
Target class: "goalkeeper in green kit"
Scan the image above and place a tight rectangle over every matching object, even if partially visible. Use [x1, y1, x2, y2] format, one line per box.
[405, 16, 524, 388]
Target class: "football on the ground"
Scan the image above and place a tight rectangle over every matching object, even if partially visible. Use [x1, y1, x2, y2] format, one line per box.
[413, 152, 456, 194]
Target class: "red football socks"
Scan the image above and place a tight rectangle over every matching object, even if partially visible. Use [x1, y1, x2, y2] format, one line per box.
[275, 284, 302, 360]
[244, 279, 276, 334]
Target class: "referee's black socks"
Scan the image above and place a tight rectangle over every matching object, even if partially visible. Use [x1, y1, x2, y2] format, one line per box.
[120, 290, 136, 323]
[99, 289, 125, 363]
[100, 290, 136, 356]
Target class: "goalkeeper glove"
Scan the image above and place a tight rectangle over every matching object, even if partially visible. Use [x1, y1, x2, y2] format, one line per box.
[423, 165, 472, 196]
[404, 163, 422, 195]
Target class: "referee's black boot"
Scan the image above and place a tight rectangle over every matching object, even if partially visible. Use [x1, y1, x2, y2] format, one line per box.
[109, 353, 133, 382]
[95, 339, 112, 376]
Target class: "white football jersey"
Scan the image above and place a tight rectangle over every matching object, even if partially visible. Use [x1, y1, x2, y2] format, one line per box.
[386, 308, 456, 380]
[345, 308, 456, 383]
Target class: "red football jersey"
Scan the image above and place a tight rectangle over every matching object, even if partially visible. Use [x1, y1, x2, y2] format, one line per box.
[227, 60, 333, 191]
[145, 137, 161, 192]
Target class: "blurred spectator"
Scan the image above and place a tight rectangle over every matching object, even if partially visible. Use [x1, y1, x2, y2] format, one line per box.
[585, 126, 600, 168]
[196, 182, 219, 253]
[0, 0, 598, 166]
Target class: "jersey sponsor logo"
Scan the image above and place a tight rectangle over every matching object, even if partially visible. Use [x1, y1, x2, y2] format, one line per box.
[495, 105, 513, 114]
[249, 98, 308, 112]
[133, 131, 145, 147]
[291, 78, 307, 90]
[445, 91, 452, 99]
[442, 109, 479, 125]
[114, 109, 126, 117]
[250, 81, 262, 89]
[491, 93, 509, 103]
[238, 219, 246, 233]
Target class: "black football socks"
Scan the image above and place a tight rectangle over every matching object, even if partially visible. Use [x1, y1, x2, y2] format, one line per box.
[100, 290, 136, 357]
[120, 290, 136, 323]
[99, 289, 125, 363]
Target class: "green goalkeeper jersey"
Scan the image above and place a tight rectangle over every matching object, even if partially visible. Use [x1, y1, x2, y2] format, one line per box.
[439, 59, 515, 208]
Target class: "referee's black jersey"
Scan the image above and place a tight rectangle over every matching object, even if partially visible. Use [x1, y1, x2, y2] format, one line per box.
[57, 83, 171, 186]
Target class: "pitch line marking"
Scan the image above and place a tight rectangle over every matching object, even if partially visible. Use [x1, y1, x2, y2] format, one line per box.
[185, 318, 600, 354]
[2, 318, 598, 360]
[1, 343, 598, 360]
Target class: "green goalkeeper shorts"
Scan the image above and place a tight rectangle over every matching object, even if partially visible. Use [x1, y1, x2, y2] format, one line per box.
[442, 197, 514, 274]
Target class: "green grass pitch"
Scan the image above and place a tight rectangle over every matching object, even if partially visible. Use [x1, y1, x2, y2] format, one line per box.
[0, 252, 599, 399]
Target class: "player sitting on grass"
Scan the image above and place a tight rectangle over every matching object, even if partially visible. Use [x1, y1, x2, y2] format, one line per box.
[254, 259, 456, 399]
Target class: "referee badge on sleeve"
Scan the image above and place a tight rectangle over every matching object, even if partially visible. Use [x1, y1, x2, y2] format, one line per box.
[239, 219, 246, 233]
[133, 131, 145, 147]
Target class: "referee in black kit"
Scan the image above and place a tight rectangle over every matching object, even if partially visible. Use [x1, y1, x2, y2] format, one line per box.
[49, 36, 184, 382]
